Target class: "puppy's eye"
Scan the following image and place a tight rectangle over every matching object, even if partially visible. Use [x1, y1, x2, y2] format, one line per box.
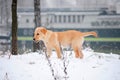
[37, 33, 39, 35]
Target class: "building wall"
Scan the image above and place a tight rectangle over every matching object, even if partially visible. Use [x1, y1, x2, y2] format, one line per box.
[18, 10, 120, 29]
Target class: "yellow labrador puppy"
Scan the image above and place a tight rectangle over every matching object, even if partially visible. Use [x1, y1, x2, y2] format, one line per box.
[33, 27, 97, 59]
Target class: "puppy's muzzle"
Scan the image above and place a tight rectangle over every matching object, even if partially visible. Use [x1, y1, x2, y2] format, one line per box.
[33, 38, 35, 41]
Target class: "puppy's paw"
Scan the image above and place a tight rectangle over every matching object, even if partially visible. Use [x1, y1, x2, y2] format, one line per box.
[47, 54, 51, 58]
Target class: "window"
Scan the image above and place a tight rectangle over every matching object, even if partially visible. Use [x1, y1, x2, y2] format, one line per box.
[73, 15, 76, 23]
[59, 15, 61, 23]
[68, 15, 71, 23]
[26, 19, 29, 23]
[63, 15, 66, 23]
[33, 19, 35, 23]
[23, 29, 28, 36]
[54, 15, 57, 23]
[77, 15, 80, 23]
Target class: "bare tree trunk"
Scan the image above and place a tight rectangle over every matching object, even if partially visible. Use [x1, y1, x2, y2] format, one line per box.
[5, 0, 9, 29]
[34, 0, 41, 27]
[33, 0, 41, 52]
[11, 0, 18, 55]
[5, 0, 9, 51]
[0, 0, 3, 23]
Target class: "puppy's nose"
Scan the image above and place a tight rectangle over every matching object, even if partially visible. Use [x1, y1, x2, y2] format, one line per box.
[33, 38, 35, 41]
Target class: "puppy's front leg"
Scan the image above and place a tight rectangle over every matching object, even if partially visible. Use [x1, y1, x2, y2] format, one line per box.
[54, 46, 62, 59]
[47, 47, 52, 58]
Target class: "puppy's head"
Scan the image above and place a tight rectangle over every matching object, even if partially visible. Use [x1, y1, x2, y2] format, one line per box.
[33, 27, 47, 43]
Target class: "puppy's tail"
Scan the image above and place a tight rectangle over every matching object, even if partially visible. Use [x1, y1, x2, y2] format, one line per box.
[82, 31, 98, 37]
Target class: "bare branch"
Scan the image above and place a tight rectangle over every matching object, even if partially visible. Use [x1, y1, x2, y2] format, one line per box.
[43, 47, 57, 80]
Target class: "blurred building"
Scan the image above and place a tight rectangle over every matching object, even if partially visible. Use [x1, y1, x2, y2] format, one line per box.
[0, 0, 120, 51]
[16, 0, 120, 29]
[0, 0, 120, 29]
[0, 0, 120, 37]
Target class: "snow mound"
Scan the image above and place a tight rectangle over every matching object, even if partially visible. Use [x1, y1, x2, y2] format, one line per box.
[0, 50, 120, 80]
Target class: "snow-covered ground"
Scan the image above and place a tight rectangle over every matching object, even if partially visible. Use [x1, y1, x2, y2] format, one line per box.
[0, 49, 120, 80]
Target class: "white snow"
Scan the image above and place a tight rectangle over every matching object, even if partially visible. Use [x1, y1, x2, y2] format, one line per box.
[0, 49, 120, 80]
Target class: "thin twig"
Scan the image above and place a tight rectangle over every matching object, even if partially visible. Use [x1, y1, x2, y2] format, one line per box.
[60, 44, 69, 80]
[4, 73, 9, 80]
[8, 53, 11, 59]
[43, 47, 57, 80]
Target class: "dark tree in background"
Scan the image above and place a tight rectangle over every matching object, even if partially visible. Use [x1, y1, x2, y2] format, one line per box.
[34, 0, 41, 27]
[33, 0, 41, 52]
[11, 0, 18, 55]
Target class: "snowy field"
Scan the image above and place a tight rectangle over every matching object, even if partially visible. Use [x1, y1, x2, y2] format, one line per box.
[0, 49, 120, 80]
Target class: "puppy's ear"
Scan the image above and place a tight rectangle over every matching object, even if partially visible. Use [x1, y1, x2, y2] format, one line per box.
[41, 28, 47, 35]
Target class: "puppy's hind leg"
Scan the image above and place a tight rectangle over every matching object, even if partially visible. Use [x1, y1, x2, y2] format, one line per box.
[78, 48, 84, 59]
[72, 46, 83, 59]
[78, 38, 84, 59]
[72, 46, 80, 58]
[72, 40, 83, 59]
